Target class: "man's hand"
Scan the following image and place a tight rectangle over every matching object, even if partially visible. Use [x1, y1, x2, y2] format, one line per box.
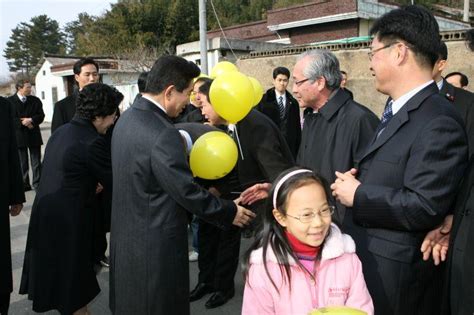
[10, 204, 23, 216]
[421, 214, 453, 265]
[21, 117, 33, 128]
[240, 183, 271, 205]
[232, 203, 256, 228]
[95, 183, 104, 194]
[330, 170, 361, 207]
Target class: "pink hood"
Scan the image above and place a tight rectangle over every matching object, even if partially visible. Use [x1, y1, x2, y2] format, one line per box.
[242, 224, 373, 315]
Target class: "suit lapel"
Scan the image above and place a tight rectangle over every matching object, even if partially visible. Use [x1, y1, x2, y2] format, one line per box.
[360, 83, 438, 162]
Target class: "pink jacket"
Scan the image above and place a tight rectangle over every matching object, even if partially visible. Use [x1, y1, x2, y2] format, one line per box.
[242, 224, 373, 315]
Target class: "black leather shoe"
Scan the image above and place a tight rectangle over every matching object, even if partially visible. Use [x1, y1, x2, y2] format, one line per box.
[190, 283, 213, 302]
[205, 288, 235, 309]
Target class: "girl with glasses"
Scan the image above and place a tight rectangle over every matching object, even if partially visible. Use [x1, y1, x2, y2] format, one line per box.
[241, 167, 373, 314]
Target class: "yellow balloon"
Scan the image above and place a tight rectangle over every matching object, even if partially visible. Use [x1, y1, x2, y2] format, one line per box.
[209, 71, 254, 123]
[248, 76, 264, 106]
[189, 131, 238, 180]
[210, 61, 238, 79]
[309, 306, 367, 315]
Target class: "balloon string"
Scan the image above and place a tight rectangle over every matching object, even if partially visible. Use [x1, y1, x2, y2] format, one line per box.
[229, 124, 244, 161]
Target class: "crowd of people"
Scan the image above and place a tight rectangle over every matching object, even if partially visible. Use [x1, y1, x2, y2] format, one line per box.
[1, 4, 473, 315]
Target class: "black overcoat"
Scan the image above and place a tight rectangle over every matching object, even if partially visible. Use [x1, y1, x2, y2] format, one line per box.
[7, 94, 44, 148]
[19, 118, 111, 314]
[0, 97, 25, 298]
[51, 94, 77, 133]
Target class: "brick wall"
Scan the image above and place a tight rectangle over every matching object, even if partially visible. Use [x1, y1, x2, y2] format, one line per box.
[207, 20, 279, 41]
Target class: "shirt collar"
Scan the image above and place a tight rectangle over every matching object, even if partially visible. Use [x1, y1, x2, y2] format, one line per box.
[275, 90, 286, 100]
[391, 80, 433, 115]
[142, 95, 166, 114]
[436, 79, 444, 91]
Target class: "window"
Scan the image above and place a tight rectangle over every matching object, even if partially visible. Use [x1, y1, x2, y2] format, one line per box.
[43, 70, 46, 76]
[52, 87, 58, 104]
[41, 91, 45, 100]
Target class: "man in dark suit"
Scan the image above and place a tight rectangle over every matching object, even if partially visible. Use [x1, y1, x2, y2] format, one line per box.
[109, 56, 254, 315]
[8, 79, 45, 191]
[340, 70, 354, 99]
[331, 6, 468, 315]
[293, 50, 379, 222]
[432, 41, 474, 156]
[256, 66, 301, 158]
[445, 71, 469, 90]
[51, 58, 100, 133]
[0, 97, 25, 315]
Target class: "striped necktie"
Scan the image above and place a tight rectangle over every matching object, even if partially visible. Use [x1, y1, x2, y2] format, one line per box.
[278, 95, 285, 120]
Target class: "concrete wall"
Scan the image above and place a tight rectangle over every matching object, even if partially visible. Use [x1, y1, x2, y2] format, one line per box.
[237, 39, 473, 117]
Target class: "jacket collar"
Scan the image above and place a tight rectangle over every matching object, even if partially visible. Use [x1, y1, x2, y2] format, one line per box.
[439, 78, 456, 102]
[360, 82, 439, 162]
[249, 224, 356, 266]
[319, 88, 350, 121]
[70, 116, 98, 133]
[133, 96, 173, 123]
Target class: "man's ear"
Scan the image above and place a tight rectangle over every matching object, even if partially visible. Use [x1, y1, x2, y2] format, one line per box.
[164, 85, 175, 101]
[272, 209, 287, 227]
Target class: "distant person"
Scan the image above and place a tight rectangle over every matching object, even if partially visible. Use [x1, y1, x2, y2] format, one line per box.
[331, 5, 468, 314]
[173, 76, 207, 124]
[51, 58, 100, 133]
[432, 42, 474, 156]
[257, 66, 301, 158]
[8, 79, 45, 191]
[242, 168, 373, 314]
[20, 83, 123, 315]
[340, 70, 354, 99]
[132, 71, 148, 104]
[445, 71, 469, 89]
[0, 97, 25, 315]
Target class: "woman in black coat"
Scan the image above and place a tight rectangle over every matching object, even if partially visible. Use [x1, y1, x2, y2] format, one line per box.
[19, 83, 123, 315]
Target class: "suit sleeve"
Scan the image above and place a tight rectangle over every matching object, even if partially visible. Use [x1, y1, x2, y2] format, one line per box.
[150, 127, 237, 228]
[4, 99, 25, 205]
[31, 98, 45, 126]
[87, 135, 112, 190]
[353, 115, 468, 231]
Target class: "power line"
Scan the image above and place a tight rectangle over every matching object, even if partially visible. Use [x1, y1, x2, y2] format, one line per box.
[208, 0, 238, 61]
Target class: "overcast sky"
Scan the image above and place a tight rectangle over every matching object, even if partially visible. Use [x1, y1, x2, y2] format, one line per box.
[0, 0, 118, 80]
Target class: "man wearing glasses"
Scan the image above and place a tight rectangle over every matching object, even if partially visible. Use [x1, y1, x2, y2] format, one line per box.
[292, 49, 379, 223]
[331, 6, 468, 315]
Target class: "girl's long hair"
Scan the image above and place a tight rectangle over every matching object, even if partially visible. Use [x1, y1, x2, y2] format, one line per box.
[241, 167, 335, 293]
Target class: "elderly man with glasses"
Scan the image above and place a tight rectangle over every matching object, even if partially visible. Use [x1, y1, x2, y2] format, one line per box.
[292, 49, 379, 223]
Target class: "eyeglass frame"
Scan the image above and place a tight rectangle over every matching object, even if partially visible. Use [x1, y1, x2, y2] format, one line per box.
[293, 77, 311, 87]
[285, 205, 335, 223]
[367, 42, 399, 61]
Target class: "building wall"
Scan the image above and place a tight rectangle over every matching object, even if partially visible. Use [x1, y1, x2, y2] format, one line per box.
[290, 19, 359, 45]
[35, 60, 68, 122]
[207, 20, 277, 42]
[237, 39, 473, 117]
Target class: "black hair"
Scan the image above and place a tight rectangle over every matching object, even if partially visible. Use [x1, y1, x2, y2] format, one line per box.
[242, 167, 335, 292]
[438, 41, 448, 61]
[272, 66, 290, 79]
[137, 71, 149, 93]
[445, 71, 469, 87]
[340, 70, 347, 76]
[15, 79, 30, 90]
[146, 55, 200, 94]
[73, 58, 99, 75]
[75, 83, 123, 120]
[197, 78, 214, 100]
[369, 5, 441, 68]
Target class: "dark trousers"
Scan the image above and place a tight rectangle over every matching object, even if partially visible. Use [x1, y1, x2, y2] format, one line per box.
[18, 146, 41, 189]
[0, 292, 9, 315]
[197, 219, 241, 292]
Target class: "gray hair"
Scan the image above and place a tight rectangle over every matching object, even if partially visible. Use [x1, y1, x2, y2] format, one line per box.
[297, 49, 342, 90]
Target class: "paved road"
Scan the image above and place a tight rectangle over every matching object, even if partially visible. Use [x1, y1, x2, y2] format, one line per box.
[9, 123, 250, 315]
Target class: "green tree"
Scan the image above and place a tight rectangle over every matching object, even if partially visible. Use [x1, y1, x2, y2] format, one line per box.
[3, 15, 66, 75]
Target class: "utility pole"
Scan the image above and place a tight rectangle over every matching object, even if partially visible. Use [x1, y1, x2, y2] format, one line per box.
[463, 0, 470, 23]
[199, 0, 208, 74]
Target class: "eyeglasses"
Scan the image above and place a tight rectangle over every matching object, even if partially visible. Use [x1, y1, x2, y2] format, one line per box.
[294, 78, 310, 87]
[285, 206, 335, 223]
[368, 42, 398, 60]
